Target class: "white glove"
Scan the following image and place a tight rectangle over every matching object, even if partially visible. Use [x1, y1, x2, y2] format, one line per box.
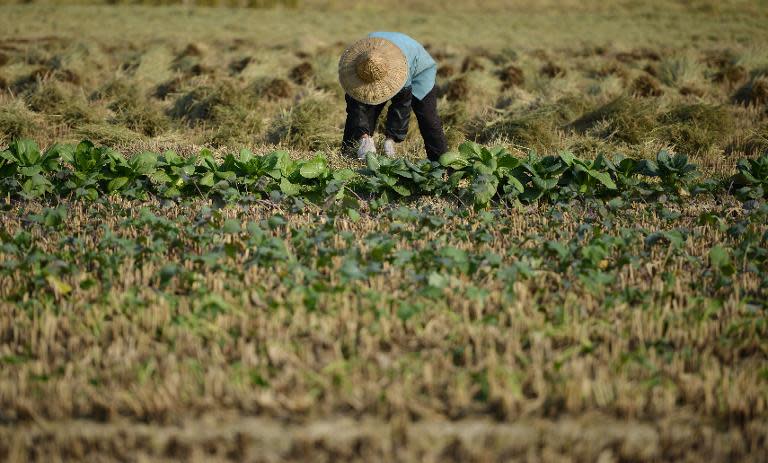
[357, 135, 376, 159]
[383, 138, 396, 157]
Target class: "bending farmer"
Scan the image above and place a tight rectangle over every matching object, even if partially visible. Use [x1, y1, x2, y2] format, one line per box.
[339, 32, 448, 161]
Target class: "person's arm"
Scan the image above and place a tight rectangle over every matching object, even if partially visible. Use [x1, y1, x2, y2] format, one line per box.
[411, 64, 437, 101]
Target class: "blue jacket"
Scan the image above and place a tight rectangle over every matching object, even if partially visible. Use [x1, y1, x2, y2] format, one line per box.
[368, 31, 436, 101]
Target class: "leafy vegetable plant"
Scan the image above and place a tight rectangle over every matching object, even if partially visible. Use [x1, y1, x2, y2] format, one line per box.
[731, 153, 768, 200]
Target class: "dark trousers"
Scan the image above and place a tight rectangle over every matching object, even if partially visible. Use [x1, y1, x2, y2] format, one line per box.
[342, 86, 448, 161]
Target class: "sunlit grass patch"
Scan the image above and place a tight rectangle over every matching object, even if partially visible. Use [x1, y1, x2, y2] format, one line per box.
[658, 104, 735, 155]
[0, 98, 40, 143]
[570, 96, 658, 145]
[268, 92, 342, 150]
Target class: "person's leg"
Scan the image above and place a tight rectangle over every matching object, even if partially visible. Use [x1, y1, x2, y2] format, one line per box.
[368, 102, 387, 137]
[342, 94, 383, 154]
[383, 86, 413, 143]
[411, 87, 448, 161]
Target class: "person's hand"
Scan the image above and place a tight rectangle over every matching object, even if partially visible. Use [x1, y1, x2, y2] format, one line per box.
[383, 138, 396, 157]
[357, 134, 376, 159]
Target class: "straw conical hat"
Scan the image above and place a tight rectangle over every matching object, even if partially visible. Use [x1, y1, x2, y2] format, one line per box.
[339, 37, 408, 105]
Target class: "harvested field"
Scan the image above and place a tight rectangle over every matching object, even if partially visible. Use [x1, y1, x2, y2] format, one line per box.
[1, 1, 767, 461]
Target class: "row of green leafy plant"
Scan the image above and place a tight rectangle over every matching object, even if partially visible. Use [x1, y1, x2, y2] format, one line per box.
[2, 139, 767, 206]
[3, 202, 766, 311]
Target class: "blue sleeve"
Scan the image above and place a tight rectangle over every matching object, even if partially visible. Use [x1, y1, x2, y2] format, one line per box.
[411, 63, 436, 101]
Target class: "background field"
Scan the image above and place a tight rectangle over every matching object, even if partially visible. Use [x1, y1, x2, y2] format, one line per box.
[1, 1, 768, 462]
[1, 0, 767, 170]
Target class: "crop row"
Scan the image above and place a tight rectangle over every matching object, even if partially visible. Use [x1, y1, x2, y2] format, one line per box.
[2, 139, 767, 206]
[3, 200, 766, 311]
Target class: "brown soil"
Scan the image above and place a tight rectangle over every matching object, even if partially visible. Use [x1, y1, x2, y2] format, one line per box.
[498, 64, 524, 89]
[179, 43, 205, 58]
[55, 69, 81, 85]
[643, 63, 659, 77]
[574, 45, 607, 57]
[733, 77, 768, 107]
[679, 85, 705, 97]
[229, 56, 252, 74]
[615, 48, 661, 63]
[592, 62, 628, 79]
[713, 65, 748, 86]
[540, 61, 566, 78]
[631, 74, 664, 97]
[428, 47, 452, 61]
[461, 55, 484, 72]
[154, 77, 184, 100]
[289, 61, 314, 85]
[187, 63, 213, 77]
[443, 76, 470, 101]
[437, 64, 455, 78]
[11, 67, 49, 94]
[0, 52, 8, 67]
[702, 49, 738, 69]
[260, 78, 293, 100]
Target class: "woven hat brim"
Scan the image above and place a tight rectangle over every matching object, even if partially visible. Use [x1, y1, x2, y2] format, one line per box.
[339, 38, 408, 105]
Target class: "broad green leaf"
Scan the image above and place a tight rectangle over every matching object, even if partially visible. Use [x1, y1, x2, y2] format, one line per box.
[279, 177, 300, 196]
[201, 154, 217, 172]
[18, 166, 42, 177]
[107, 176, 130, 192]
[427, 272, 449, 289]
[222, 219, 241, 234]
[709, 246, 735, 276]
[149, 171, 172, 184]
[46, 275, 72, 296]
[497, 154, 522, 170]
[474, 159, 496, 176]
[559, 150, 575, 167]
[657, 150, 672, 169]
[488, 146, 507, 157]
[199, 172, 215, 187]
[587, 169, 617, 189]
[299, 155, 327, 179]
[347, 208, 361, 222]
[333, 168, 356, 181]
[340, 259, 365, 280]
[440, 247, 469, 271]
[472, 174, 499, 205]
[130, 152, 157, 175]
[532, 176, 558, 191]
[216, 170, 237, 181]
[448, 170, 466, 187]
[479, 146, 494, 163]
[637, 160, 658, 176]
[397, 303, 422, 321]
[545, 241, 570, 259]
[162, 150, 183, 165]
[391, 184, 411, 197]
[644, 230, 686, 249]
[458, 141, 482, 158]
[505, 175, 525, 193]
[281, 160, 299, 178]
[158, 264, 179, 287]
[366, 153, 381, 171]
[238, 149, 254, 164]
[12, 139, 41, 166]
[379, 173, 398, 186]
[672, 153, 689, 169]
[21, 174, 52, 198]
[163, 186, 181, 198]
